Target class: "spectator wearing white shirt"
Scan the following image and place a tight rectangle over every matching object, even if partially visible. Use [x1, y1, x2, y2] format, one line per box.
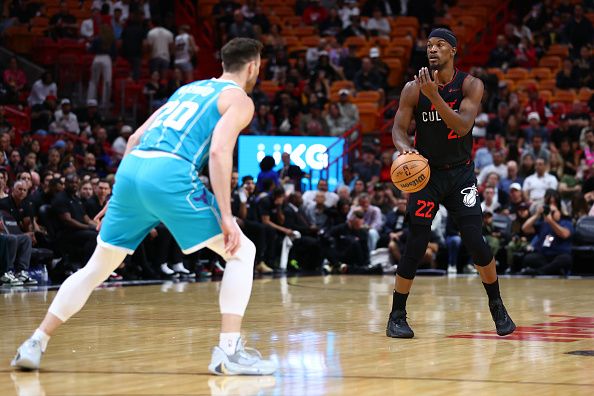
[339, 0, 360, 28]
[174, 25, 198, 83]
[477, 149, 508, 185]
[364, 7, 390, 37]
[51, 99, 80, 135]
[523, 158, 558, 204]
[80, 7, 99, 40]
[146, 20, 174, 75]
[302, 179, 339, 208]
[481, 186, 501, 214]
[113, 0, 129, 20]
[27, 72, 57, 107]
[112, 125, 133, 160]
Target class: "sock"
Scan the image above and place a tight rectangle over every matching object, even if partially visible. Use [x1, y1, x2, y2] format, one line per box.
[32, 329, 50, 352]
[391, 290, 409, 313]
[483, 278, 501, 302]
[219, 332, 241, 355]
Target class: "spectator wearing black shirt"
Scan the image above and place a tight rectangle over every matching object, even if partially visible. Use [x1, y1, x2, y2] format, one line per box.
[354, 57, 384, 91]
[52, 174, 97, 262]
[0, 180, 34, 234]
[353, 146, 381, 185]
[487, 35, 515, 68]
[121, 11, 147, 80]
[84, 179, 111, 219]
[228, 9, 256, 40]
[556, 59, 580, 89]
[49, 1, 78, 39]
[563, 5, 594, 56]
[573, 45, 593, 88]
[339, 15, 368, 43]
[550, 114, 580, 151]
[328, 210, 370, 271]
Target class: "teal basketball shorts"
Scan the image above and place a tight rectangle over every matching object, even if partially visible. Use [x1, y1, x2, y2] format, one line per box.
[98, 150, 222, 254]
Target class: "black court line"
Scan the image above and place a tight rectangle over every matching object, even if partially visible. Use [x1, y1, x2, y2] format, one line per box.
[1, 369, 592, 388]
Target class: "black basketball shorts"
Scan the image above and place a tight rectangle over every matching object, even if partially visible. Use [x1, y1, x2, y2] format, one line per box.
[406, 161, 483, 226]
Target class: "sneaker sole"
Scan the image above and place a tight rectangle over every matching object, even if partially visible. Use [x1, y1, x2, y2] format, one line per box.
[11, 355, 40, 370]
[208, 362, 276, 376]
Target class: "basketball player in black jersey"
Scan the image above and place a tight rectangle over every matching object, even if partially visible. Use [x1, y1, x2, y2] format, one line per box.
[387, 28, 516, 338]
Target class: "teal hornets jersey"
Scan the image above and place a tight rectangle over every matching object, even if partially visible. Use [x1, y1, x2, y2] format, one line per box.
[137, 78, 243, 170]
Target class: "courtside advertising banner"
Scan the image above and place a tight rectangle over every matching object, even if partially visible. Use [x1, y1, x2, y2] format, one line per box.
[238, 136, 345, 192]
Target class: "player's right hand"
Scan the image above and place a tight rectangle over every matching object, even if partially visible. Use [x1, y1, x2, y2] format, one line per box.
[222, 215, 242, 256]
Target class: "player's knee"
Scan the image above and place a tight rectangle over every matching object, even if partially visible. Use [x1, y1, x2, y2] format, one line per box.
[459, 216, 493, 266]
[396, 261, 417, 280]
[239, 235, 256, 262]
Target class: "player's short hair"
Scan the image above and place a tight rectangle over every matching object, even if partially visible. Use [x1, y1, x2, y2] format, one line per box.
[221, 38, 263, 73]
[241, 175, 254, 184]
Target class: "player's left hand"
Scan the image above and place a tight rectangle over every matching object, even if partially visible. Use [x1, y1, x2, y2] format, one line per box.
[415, 67, 439, 100]
[94, 200, 110, 231]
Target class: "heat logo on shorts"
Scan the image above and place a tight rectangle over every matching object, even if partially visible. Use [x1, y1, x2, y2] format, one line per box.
[461, 184, 478, 207]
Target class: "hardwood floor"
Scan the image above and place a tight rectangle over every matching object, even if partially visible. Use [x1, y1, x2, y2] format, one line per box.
[1, 275, 593, 395]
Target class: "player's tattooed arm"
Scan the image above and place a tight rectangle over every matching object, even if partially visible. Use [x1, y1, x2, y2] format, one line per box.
[392, 81, 419, 154]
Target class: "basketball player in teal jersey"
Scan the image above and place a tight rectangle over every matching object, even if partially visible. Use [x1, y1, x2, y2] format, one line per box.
[12, 38, 277, 376]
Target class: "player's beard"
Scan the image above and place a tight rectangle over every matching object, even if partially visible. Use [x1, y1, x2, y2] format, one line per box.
[428, 62, 443, 72]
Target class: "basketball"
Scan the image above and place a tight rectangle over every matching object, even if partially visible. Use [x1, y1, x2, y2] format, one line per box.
[391, 153, 430, 193]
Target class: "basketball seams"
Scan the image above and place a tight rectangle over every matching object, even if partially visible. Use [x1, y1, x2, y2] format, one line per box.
[395, 163, 429, 184]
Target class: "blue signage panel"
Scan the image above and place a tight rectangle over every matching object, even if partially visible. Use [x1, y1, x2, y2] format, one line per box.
[238, 135, 345, 192]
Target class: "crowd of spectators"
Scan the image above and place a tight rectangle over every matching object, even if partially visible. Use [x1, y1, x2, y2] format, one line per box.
[1, 0, 594, 287]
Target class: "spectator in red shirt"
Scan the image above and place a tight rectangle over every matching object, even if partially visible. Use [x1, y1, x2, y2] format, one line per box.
[3, 57, 26, 103]
[303, 0, 328, 26]
[523, 85, 548, 122]
[514, 38, 537, 68]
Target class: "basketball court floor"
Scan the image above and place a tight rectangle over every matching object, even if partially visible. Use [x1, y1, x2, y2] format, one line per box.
[1, 275, 593, 395]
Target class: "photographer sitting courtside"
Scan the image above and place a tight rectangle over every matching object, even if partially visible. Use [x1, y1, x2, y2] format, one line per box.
[520, 189, 573, 275]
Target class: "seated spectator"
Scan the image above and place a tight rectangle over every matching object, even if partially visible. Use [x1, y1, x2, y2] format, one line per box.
[524, 112, 548, 143]
[472, 104, 489, 138]
[488, 35, 515, 68]
[514, 37, 537, 68]
[3, 57, 26, 103]
[520, 190, 573, 275]
[481, 186, 501, 214]
[0, 106, 14, 138]
[504, 183, 527, 217]
[112, 7, 124, 40]
[340, 45, 362, 80]
[339, 14, 367, 43]
[228, 9, 256, 39]
[550, 114, 580, 152]
[353, 146, 381, 185]
[0, 231, 36, 286]
[478, 149, 508, 186]
[349, 193, 383, 251]
[51, 99, 80, 135]
[486, 102, 509, 137]
[369, 47, 389, 89]
[328, 210, 369, 272]
[523, 158, 559, 204]
[256, 155, 280, 192]
[299, 102, 329, 136]
[336, 166, 357, 192]
[573, 45, 593, 88]
[484, 172, 509, 208]
[302, 179, 339, 208]
[337, 89, 359, 130]
[304, 191, 333, 230]
[500, 160, 523, 193]
[80, 6, 100, 40]
[474, 135, 495, 173]
[0, 180, 35, 234]
[354, 57, 384, 91]
[482, 211, 501, 256]
[326, 103, 349, 136]
[250, 104, 274, 135]
[364, 7, 391, 37]
[144, 71, 169, 111]
[320, 7, 342, 37]
[277, 152, 305, 192]
[519, 152, 535, 179]
[83, 178, 110, 219]
[49, 1, 78, 39]
[523, 86, 549, 123]
[556, 59, 580, 90]
[302, 0, 328, 26]
[52, 174, 98, 262]
[27, 72, 57, 107]
[524, 134, 551, 163]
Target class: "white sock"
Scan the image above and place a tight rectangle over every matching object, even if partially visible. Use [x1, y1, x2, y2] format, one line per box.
[32, 329, 50, 352]
[219, 332, 241, 355]
[172, 263, 187, 272]
[160, 264, 174, 274]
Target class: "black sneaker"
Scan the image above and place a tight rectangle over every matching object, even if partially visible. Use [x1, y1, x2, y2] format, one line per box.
[489, 298, 516, 336]
[386, 310, 414, 338]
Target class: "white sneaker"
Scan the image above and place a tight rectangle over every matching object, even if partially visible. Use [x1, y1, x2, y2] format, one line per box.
[172, 263, 196, 278]
[160, 264, 179, 278]
[208, 338, 277, 376]
[447, 266, 457, 275]
[11, 338, 43, 370]
[464, 264, 478, 274]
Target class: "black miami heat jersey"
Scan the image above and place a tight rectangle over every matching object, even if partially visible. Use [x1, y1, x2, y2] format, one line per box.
[413, 70, 473, 167]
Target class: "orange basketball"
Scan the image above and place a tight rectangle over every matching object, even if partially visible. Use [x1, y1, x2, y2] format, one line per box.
[391, 153, 430, 193]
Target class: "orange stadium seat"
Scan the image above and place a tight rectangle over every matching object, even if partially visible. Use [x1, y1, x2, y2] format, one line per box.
[384, 46, 407, 60]
[330, 80, 354, 95]
[578, 88, 592, 102]
[530, 67, 553, 80]
[353, 91, 381, 104]
[283, 36, 300, 47]
[299, 36, 321, 47]
[539, 79, 557, 91]
[516, 79, 538, 91]
[282, 16, 302, 27]
[457, 15, 479, 29]
[344, 36, 368, 49]
[553, 90, 577, 104]
[390, 37, 413, 51]
[547, 44, 569, 58]
[487, 68, 505, 81]
[385, 58, 403, 87]
[260, 80, 280, 99]
[501, 79, 516, 91]
[369, 36, 390, 49]
[539, 56, 562, 70]
[357, 103, 380, 133]
[391, 26, 417, 40]
[293, 26, 316, 37]
[505, 68, 529, 81]
[30, 16, 49, 28]
[394, 16, 419, 30]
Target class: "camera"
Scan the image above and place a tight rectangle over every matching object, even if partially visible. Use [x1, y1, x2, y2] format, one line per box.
[542, 205, 550, 216]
